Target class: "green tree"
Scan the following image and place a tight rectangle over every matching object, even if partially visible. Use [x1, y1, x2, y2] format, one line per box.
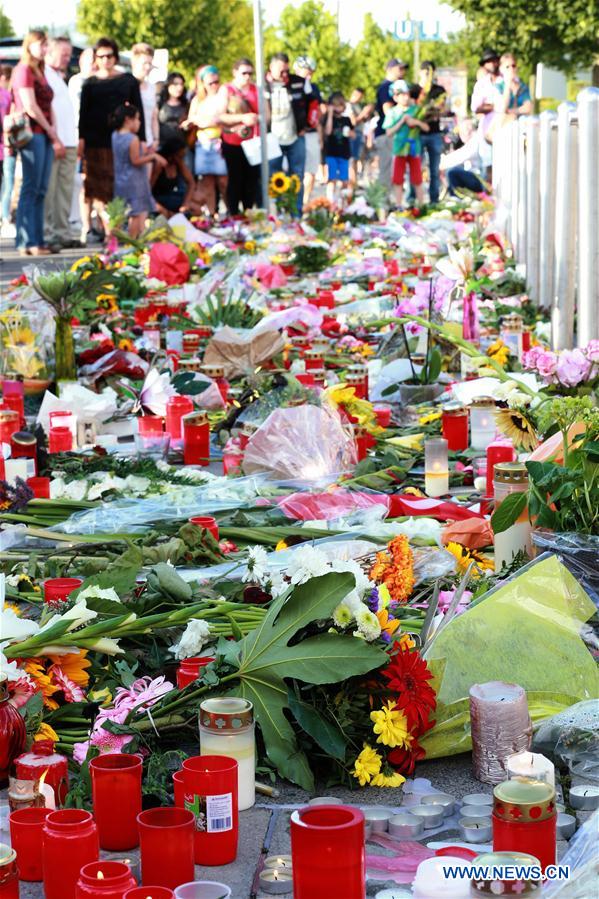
[263, 0, 354, 96]
[76, 0, 254, 80]
[447, 0, 599, 74]
[351, 14, 407, 100]
[0, 4, 13, 37]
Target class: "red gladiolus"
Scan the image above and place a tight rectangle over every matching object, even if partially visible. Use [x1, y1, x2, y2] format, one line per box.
[382, 643, 436, 736]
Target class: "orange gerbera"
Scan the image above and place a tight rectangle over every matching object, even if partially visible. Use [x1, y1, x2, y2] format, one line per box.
[24, 651, 90, 710]
[24, 659, 60, 709]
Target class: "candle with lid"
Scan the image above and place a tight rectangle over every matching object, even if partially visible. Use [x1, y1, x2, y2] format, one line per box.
[486, 440, 515, 499]
[493, 463, 532, 571]
[469, 397, 496, 450]
[0, 843, 18, 899]
[470, 851, 542, 896]
[199, 697, 255, 811]
[182, 756, 238, 865]
[493, 778, 556, 872]
[469, 682, 532, 784]
[424, 437, 449, 498]
[499, 313, 525, 360]
[183, 412, 210, 466]
[75, 861, 137, 899]
[506, 751, 555, 789]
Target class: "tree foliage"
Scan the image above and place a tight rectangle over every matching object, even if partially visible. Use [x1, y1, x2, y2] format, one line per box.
[76, 0, 254, 80]
[0, 4, 13, 38]
[447, 0, 599, 73]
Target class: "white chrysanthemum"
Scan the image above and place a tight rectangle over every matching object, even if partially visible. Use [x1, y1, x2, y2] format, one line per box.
[264, 571, 287, 597]
[355, 607, 381, 642]
[286, 545, 330, 585]
[170, 619, 213, 660]
[333, 602, 353, 628]
[49, 477, 68, 500]
[242, 545, 270, 583]
[64, 479, 89, 501]
[330, 558, 370, 593]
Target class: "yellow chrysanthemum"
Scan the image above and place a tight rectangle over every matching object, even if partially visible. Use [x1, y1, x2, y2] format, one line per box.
[446, 541, 494, 575]
[352, 744, 382, 786]
[35, 723, 59, 743]
[371, 770, 406, 788]
[70, 256, 92, 271]
[370, 702, 410, 749]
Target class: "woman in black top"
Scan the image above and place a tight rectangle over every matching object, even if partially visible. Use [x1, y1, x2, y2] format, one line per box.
[158, 72, 189, 144]
[79, 37, 144, 233]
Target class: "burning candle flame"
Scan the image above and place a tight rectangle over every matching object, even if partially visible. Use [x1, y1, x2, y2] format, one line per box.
[39, 768, 48, 786]
[274, 870, 279, 881]
[97, 871, 104, 880]
[277, 857, 285, 866]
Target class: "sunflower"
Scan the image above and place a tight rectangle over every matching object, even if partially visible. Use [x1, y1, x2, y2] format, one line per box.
[495, 408, 538, 452]
[3, 326, 36, 348]
[289, 173, 301, 194]
[446, 541, 494, 575]
[269, 171, 290, 195]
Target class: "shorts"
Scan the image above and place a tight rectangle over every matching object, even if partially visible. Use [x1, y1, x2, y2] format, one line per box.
[349, 133, 363, 160]
[326, 156, 349, 182]
[194, 141, 227, 177]
[392, 155, 423, 186]
[304, 131, 321, 174]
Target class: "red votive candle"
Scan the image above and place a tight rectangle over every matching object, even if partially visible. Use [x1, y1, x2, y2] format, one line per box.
[75, 861, 137, 899]
[124, 889, 175, 899]
[173, 770, 185, 807]
[0, 844, 18, 898]
[137, 808, 195, 890]
[486, 440, 516, 498]
[166, 396, 194, 440]
[188, 516, 219, 540]
[27, 476, 51, 498]
[42, 809, 99, 899]
[2, 379, 25, 424]
[48, 425, 73, 453]
[9, 431, 37, 470]
[90, 753, 142, 851]
[43, 577, 83, 606]
[493, 778, 556, 873]
[183, 412, 210, 466]
[295, 373, 316, 388]
[9, 806, 51, 881]
[176, 656, 215, 689]
[304, 349, 324, 371]
[138, 415, 164, 436]
[442, 403, 469, 451]
[15, 740, 69, 806]
[374, 406, 392, 428]
[290, 805, 365, 899]
[0, 409, 20, 445]
[182, 755, 238, 865]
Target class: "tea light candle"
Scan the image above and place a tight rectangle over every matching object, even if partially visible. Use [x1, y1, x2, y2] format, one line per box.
[308, 797, 342, 806]
[458, 816, 493, 843]
[460, 805, 493, 820]
[409, 805, 445, 828]
[264, 856, 292, 870]
[507, 751, 555, 789]
[388, 813, 424, 839]
[469, 681, 532, 784]
[173, 883, 232, 899]
[462, 793, 493, 806]
[569, 785, 599, 810]
[556, 813, 576, 840]
[421, 793, 455, 816]
[363, 808, 393, 832]
[259, 868, 293, 894]
[424, 437, 449, 498]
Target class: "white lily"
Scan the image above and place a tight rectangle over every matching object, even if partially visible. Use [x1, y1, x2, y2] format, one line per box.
[39, 598, 98, 634]
[0, 650, 31, 680]
[436, 244, 474, 284]
[139, 367, 177, 417]
[0, 606, 40, 641]
[84, 638, 123, 655]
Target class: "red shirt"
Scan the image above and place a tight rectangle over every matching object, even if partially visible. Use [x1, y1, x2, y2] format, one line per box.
[12, 62, 53, 135]
[221, 82, 258, 146]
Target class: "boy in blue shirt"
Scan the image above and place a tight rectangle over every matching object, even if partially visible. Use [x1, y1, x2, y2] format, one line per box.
[383, 80, 429, 208]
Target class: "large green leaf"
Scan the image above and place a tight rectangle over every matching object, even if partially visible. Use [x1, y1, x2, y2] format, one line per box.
[287, 690, 347, 761]
[234, 573, 386, 790]
[491, 491, 527, 534]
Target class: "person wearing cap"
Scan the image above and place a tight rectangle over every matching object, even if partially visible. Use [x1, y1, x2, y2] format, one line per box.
[417, 60, 447, 204]
[374, 58, 407, 189]
[472, 49, 500, 116]
[383, 80, 429, 209]
[293, 55, 324, 205]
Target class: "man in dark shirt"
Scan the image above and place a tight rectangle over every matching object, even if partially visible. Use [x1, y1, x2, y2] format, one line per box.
[374, 58, 407, 190]
[417, 60, 447, 203]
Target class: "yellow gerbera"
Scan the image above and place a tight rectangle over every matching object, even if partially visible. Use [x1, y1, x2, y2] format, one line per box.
[48, 650, 91, 687]
[376, 608, 401, 639]
[370, 702, 410, 749]
[352, 744, 382, 786]
[35, 723, 59, 743]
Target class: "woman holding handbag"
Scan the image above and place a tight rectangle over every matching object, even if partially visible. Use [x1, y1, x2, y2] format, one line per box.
[11, 30, 59, 255]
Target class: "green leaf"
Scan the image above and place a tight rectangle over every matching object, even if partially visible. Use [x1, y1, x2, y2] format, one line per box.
[424, 347, 442, 384]
[287, 689, 347, 760]
[72, 545, 143, 601]
[146, 563, 193, 602]
[491, 491, 528, 534]
[234, 573, 386, 790]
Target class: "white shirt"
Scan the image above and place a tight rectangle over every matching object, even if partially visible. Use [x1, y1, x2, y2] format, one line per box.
[139, 81, 157, 145]
[46, 65, 77, 147]
[269, 81, 296, 146]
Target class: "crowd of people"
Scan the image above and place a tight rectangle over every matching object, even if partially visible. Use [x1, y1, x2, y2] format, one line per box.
[1, 31, 533, 252]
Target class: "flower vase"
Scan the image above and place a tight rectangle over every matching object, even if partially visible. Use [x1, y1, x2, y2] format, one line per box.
[54, 316, 76, 382]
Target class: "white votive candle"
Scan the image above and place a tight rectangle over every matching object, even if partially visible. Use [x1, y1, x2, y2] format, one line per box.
[424, 437, 449, 498]
[199, 697, 255, 811]
[506, 751, 555, 789]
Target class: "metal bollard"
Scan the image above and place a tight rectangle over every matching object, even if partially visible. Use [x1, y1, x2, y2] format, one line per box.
[576, 87, 599, 345]
[538, 112, 558, 311]
[516, 117, 528, 265]
[552, 103, 578, 350]
[525, 117, 541, 302]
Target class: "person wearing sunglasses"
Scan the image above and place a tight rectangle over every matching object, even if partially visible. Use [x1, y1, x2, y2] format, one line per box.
[185, 65, 227, 216]
[218, 57, 260, 214]
[78, 37, 145, 242]
[494, 53, 532, 117]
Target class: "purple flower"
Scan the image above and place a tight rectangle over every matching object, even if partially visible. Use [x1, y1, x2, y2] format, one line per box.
[367, 586, 380, 613]
[556, 348, 592, 387]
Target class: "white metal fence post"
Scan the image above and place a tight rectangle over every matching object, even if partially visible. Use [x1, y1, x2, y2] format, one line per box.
[538, 111, 558, 311]
[552, 103, 578, 350]
[525, 117, 540, 302]
[576, 87, 599, 345]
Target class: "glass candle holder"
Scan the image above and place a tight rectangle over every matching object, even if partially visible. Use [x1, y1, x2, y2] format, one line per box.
[182, 755, 238, 865]
[124, 889, 175, 899]
[493, 463, 531, 571]
[469, 851, 542, 896]
[373, 405, 392, 428]
[0, 674, 26, 788]
[348, 364, 369, 399]
[9, 806, 51, 881]
[27, 476, 50, 498]
[188, 516, 219, 540]
[43, 578, 83, 606]
[7, 777, 42, 812]
[135, 432, 171, 461]
[48, 426, 73, 453]
[442, 403, 469, 452]
[0, 409, 20, 444]
[42, 809, 99, 899]
[75, 861, 137, 899]
[493, 778, 556, 873]
[199, 698, 255, 811]
[173, 770, 185, 807]
[137, 415, 165, 436]
[137, 807, 195, 890]
[174, 884, 232, 899]
[15, 740, 69, 806]
[177, 656, 215, 689]
[0, 843, 18, 899]
[49, 410, 77, 443]
[469, 397, 496, 450]
[183, 412, 210, 466]
[499, 313, 524, 360]
[290, 805, 365, 899]
[469, 682, 532, 784]
[201, 365, 229, 403]
[2, 379, 25, 426]
[486, 441, 515, 499]
[90, 753, 142, 851]
[166, 396, 194, 441]
[424, 438, 449, 498]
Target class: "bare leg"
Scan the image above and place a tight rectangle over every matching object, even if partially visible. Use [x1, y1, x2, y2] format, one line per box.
[303, 171, 315, 205]
[128, 212, 147, 238]
[414, 183, 424, 205]
[393, 183, 404, 207]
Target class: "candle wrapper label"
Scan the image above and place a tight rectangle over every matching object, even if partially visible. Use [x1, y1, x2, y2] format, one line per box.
[185, 792, 233, 833]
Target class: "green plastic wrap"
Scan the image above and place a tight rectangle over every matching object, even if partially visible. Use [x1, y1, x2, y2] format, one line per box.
[421, 555, 599, 759]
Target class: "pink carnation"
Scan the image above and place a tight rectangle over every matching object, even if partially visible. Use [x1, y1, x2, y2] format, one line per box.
[556, 348, 592, 387]
[535, 350, 559, 381]
[522, 346, 543, 370]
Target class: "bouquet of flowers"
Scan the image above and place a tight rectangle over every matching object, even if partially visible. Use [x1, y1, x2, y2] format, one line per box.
[269, 171, 301, 216]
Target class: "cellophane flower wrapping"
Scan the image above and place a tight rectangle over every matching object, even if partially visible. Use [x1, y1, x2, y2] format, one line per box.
[242, 404, 358, 482]
[420, 555, 599, 758]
